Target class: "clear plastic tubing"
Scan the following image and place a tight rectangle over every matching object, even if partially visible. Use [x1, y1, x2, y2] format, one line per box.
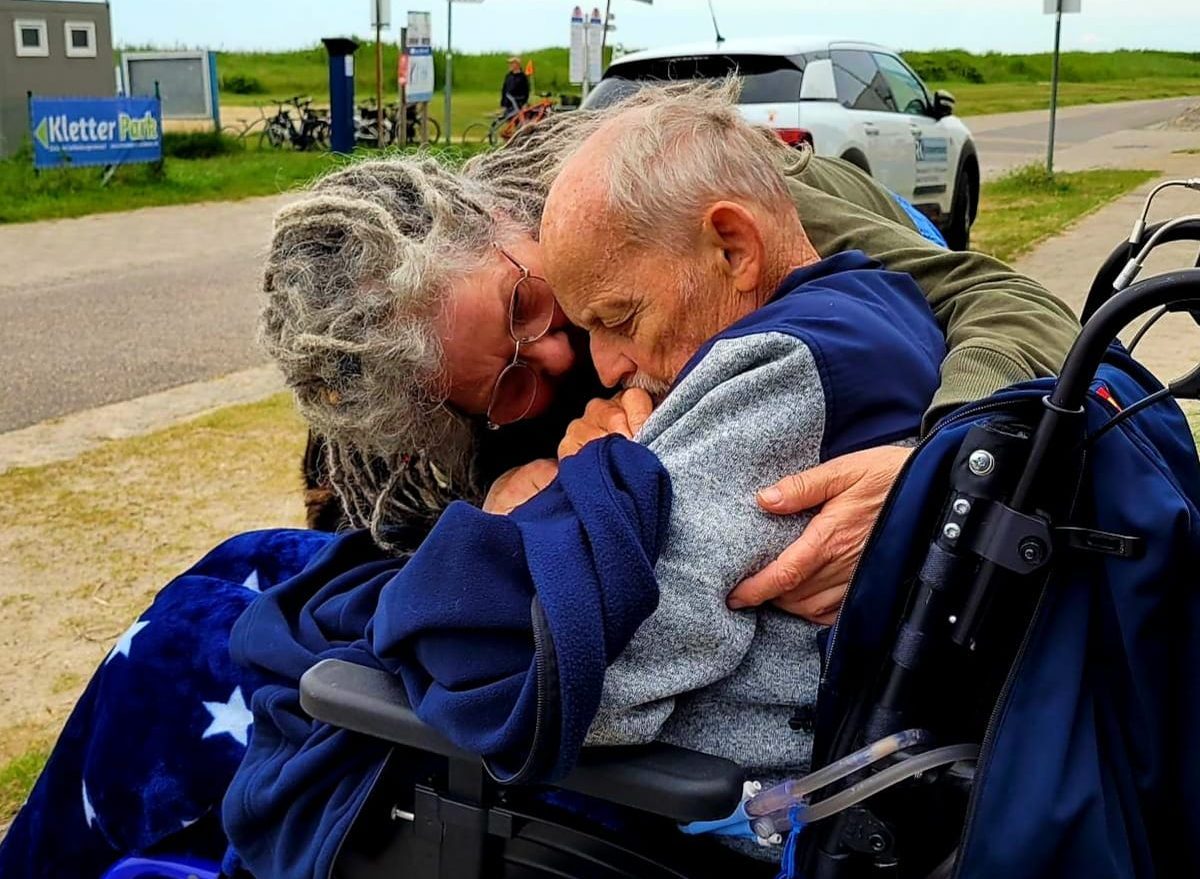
[745, 728, 931, 819]
[753, 743, 981, 837]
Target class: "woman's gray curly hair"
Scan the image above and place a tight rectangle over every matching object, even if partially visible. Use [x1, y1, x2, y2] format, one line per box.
[259, 158, 518, 548]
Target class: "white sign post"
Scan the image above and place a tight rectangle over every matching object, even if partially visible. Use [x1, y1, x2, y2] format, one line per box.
[1045, 0, 1081, 174]
[569, 6, 586, 87]
[569, 7, 604, 99]
[406, 11, 434, 145]
[587, 7, 604, 84]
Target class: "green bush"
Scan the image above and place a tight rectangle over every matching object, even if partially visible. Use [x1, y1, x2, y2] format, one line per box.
[162, 131, 241, 159]
[222, 73, 266, 95]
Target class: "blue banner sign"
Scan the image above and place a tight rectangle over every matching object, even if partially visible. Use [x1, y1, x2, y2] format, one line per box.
[30, 96, 163, 170]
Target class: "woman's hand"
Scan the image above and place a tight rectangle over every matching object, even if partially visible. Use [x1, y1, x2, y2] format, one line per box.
[727, 446, 913, 625]
[557, 389, 654, 460]
[482, 458, 560, 515]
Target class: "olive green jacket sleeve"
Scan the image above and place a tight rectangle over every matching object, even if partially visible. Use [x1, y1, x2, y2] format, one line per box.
[786, 153, 1080, 430]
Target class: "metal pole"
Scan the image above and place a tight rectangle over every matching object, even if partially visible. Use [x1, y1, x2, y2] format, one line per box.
[375, 23, 384, 148]
[1047, 1, 1063, 175]
[581, 16, 590, 102]
[600, 0, 612, 62]
[399, 27, 408, 148]
[444, 0, 453, 145]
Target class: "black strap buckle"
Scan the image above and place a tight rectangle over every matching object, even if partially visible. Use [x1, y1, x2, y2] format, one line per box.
[1055, 526, 1145, 560]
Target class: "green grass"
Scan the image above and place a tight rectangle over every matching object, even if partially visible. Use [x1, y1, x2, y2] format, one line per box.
[972, 165, 1158, 263]
[0, 142, 333, 224]
[0, 139, 486, 224]
[1190, 411, 1200, 447]
[930, 79, 1200, 116]
[0, 747, 48, 826]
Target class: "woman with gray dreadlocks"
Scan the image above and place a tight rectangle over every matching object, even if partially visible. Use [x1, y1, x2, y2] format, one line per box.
[0, 150, 596, 879]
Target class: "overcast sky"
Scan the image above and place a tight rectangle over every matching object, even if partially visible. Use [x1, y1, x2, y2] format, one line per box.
[105, 0, 1200, 54]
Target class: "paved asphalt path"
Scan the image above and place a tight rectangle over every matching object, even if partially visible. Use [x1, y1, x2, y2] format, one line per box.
[0, 196, 287, 432]
[969, 95, 1200, 177]
[1, 96, 1197, 433]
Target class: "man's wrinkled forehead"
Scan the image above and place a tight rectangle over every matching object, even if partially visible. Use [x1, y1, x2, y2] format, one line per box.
[541, 161, 622, 314]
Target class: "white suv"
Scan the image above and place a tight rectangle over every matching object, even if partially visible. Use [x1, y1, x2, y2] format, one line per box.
[582, 37, 980, 250]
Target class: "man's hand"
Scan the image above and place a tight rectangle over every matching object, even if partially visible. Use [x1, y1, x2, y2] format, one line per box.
[482, 459, 559, 515]
[557, 389, 654, 460]
[727, 446, 913, 625]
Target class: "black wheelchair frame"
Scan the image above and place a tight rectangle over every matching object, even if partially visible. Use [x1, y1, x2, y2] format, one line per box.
[297, 208, 1200, 879]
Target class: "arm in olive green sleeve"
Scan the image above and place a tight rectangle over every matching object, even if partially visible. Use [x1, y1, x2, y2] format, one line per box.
[787, 175, 1080, 429]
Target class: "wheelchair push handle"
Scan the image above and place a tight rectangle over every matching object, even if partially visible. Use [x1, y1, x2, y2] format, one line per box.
[1054, 267, 1200, 412]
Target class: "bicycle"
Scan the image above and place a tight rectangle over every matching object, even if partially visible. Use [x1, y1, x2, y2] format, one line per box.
[219, 104, 270, 146]
[355, 100, 442, 148]
[399, 104, 441, 145]
[461, 92, 566, 147]
[260, 96, 330, 151]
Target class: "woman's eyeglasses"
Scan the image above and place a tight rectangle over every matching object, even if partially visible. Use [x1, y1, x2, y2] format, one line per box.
[485, 244, 557, 430]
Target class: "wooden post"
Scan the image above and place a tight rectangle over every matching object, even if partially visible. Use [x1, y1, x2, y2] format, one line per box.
[375, 24, 385, 148]
[27, 90, 38, 176]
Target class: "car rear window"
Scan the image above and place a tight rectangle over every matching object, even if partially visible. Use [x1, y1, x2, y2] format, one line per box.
[585, 54, 805, 109]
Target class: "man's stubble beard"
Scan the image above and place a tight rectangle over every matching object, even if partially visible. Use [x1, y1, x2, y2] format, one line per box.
[622, 370, 673, 404]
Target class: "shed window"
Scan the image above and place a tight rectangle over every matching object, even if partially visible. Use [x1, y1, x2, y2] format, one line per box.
[14, 19, 49, 57]
[65, 21, 97, 58]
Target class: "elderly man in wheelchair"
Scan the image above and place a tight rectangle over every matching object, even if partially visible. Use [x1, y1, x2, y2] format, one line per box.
[4, 82, 1199, 879]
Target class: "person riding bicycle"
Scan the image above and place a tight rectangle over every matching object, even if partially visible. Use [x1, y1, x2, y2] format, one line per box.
[501, 56, 530, 118]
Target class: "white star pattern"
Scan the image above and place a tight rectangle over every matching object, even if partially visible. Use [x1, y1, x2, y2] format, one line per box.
[103, 619, 150, 665]
[82, 779, 96, 828]
[201, 686, 254, 747]
[242, 569, 261, 592]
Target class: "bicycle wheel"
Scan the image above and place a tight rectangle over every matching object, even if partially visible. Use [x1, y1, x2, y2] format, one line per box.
[460, 122, 489, 146]
[259, 121, 286, 150]
[219, 125, 249, 148]
[238, 117, 267, 144]
[313, 121, 331, 151]
[488, 115, 520, 147]
[424, 117, 442, 144]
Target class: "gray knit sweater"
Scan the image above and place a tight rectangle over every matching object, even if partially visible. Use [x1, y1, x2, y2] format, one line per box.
[584, 330, 826, 780]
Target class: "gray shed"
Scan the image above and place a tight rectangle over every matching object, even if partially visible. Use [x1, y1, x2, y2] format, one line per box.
[0, 0, 114, 157]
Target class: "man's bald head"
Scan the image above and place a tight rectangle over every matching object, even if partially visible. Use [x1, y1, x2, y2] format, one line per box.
[539, 81, 820, 394]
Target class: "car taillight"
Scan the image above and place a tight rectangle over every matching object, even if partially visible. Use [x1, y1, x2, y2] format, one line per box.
[775, 127, 814, 149]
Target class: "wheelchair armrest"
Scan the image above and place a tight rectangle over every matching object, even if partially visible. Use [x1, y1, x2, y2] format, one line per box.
[300, 658, 745, 823]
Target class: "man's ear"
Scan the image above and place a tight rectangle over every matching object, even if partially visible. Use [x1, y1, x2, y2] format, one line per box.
[701, 202, 765, 295]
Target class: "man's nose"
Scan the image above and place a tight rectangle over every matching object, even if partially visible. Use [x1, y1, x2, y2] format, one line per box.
[522, 331, 576, 380]
[590, 336, 636, 389]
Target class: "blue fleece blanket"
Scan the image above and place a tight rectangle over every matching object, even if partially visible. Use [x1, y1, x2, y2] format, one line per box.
[0, 529, 334, 879]
[222, 435, 670, 879]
